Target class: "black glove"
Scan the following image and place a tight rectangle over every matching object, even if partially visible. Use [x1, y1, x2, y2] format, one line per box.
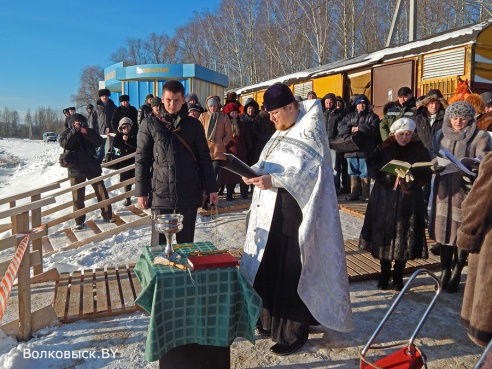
[431, 163, 446, 174]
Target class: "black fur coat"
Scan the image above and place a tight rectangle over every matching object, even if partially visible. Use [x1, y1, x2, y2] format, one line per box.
[359, 136, 431, 262]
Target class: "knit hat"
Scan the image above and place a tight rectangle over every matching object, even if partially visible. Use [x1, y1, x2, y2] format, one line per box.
[98, 88, 110, 97]
[186, 92, 199, 103]
[188, 103, 202, 113]
[481, 92, 492, 107]
[355, 96, 369, 106]
[397, 87, 412, 97]
[263, 83, 295, 111]
[145, 94, 154, 101]
[323, 93, 336, 101]
[119, 95, 130, 102]
[151, 97, 161, 107]
[206, 96, 219, 107]
[223, 102, 239, 115]
[390, 117, 416, 134]
[445, 101, 476, 122]
[464, 94, 485, 115]
[118, 117, 133, 130]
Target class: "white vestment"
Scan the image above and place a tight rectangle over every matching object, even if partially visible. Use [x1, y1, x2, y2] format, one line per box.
[240, 99, 354, 333]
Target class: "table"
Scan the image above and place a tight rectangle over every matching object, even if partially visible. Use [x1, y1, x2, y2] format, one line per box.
[134, 242, 262, 364]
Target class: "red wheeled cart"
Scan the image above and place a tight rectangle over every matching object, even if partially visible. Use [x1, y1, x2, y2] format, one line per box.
[360, 269, 442, 369]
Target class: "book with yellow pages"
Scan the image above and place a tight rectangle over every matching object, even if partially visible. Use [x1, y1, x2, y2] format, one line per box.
[380, 160, 432, 175]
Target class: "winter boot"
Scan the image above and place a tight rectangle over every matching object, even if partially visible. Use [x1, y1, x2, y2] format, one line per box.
[392, 261, 406, 291]
[377, 260, 392, 290]
[430, 242, 441, 256]
[445, 249, 468, 293]
[361, 178, 371, 202]
[439, 245, 454, 290]
[345, 176, 360, 201]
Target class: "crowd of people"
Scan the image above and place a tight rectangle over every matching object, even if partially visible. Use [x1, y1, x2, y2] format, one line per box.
[58, 81, 492, 355]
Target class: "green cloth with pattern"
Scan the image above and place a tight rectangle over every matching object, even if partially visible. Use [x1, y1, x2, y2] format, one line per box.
[134, 242, 262, 362]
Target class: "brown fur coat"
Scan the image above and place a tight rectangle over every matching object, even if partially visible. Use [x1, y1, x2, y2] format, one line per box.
[458, 152, 492, 347]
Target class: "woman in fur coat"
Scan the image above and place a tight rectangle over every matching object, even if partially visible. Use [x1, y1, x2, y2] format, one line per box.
[359, 118, 432, 291]
[457, 152, 492, 347]
[429, 101, 492, 293]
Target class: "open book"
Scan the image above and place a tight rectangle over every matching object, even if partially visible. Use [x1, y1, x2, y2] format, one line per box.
[438, 148, 482, 177]
[380, 160, 432, 175]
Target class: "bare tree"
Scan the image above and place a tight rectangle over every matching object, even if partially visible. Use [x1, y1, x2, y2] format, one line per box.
[71, 66, 104, 109]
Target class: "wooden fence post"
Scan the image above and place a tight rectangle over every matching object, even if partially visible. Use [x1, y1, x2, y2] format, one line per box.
[31, 194, 43, 276]
[13, 212, 31, 341]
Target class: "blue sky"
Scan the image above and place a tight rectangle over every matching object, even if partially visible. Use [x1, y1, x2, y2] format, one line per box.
[0, 1, 222, 120]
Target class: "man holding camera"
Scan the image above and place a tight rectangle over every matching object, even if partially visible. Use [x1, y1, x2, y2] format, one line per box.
[59, 113, 115, 230]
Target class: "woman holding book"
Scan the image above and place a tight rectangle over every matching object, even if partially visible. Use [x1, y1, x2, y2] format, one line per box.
[429, 101, 491, 293]
[359, 118, 432, 291]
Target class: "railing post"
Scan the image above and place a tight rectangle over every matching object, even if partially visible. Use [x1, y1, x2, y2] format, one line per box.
[31, 194, 43, 275]
[12, 211, 31, 341]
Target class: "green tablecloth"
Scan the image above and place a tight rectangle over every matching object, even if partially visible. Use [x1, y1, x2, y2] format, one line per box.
[134, 241, 262, 362]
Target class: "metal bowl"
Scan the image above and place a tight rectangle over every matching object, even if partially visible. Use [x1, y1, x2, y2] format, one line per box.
[154, 214, 184, 234]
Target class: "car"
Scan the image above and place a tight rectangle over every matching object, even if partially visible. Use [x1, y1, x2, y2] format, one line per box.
[42, 132, 57, 142]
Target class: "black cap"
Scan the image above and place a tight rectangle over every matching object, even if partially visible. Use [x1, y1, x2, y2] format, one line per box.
[397, 87, 412, 97]
[68, 107, 75, 111]
[263, 83, 295, 111]
[119, 95, 130, 102]
[72, 113, 87, 123]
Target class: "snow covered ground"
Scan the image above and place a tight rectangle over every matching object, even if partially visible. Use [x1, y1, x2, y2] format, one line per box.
[0, 138, 484, 368]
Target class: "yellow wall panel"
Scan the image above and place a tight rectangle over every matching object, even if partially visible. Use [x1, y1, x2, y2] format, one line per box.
[312, 74, 344, 97]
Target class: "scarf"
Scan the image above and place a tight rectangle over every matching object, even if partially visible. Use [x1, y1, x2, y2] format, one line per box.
[206, 113, 219, 142]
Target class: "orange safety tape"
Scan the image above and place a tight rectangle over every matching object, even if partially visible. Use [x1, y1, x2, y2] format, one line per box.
[0, 224, 45, 320]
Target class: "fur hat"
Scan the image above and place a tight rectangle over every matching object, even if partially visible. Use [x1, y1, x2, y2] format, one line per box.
[390, 117, 416, 134]
[119, 95, 130, 102]
[98, 88, 110, 97]
[223, 102, 239, 115]
[118, 117, 133, 130]
[417, 89, 448, 109]
[481, 92, 492, 107]
[397, 87, 412, 97]
[263, 83, 295, 111]
[464, 94, 485, 115]
[151, 97, 161, 107]
[445, 101, 476, 122]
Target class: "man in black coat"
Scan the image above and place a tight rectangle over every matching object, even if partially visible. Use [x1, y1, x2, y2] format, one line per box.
[135, 80, 218, 245]
[111, 95, 138, 132]
[59, 113, 115, 230]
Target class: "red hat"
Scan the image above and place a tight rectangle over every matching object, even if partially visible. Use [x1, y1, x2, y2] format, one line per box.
[223, 102, 239, 115]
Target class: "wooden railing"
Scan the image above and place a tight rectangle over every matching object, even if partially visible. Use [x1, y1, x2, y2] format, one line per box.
[0, 153, 137, 340]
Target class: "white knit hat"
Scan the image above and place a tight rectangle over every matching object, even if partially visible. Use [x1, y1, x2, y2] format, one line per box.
[118, 117, 133, 129]
[390, 117, 416, 134]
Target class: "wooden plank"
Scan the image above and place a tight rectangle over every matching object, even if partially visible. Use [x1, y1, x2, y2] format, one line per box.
[127, 205, 148, 217]
[59, 216, 150, 252]
[1, 305, 60, 337]
[128, 267, 142, 299]
[14, 212, 31, 341]
[0, 197, 55, 220]
[94, 268, 108, 313]
[82, 269, 95, 316]
[53, 274, 70, 319]
[112, 214, 126, 226]
[67, 271, 82, 319]
[0, 183, 60, 206]
[30, 268, 60, 284]
[198, 202, 250, 216]
[63, 228, 78, 243]
[106, 267, 123, 311]
[118, 265, 135, 309]
[86, 220, 102, 234]
[41, 235, 55, 255]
